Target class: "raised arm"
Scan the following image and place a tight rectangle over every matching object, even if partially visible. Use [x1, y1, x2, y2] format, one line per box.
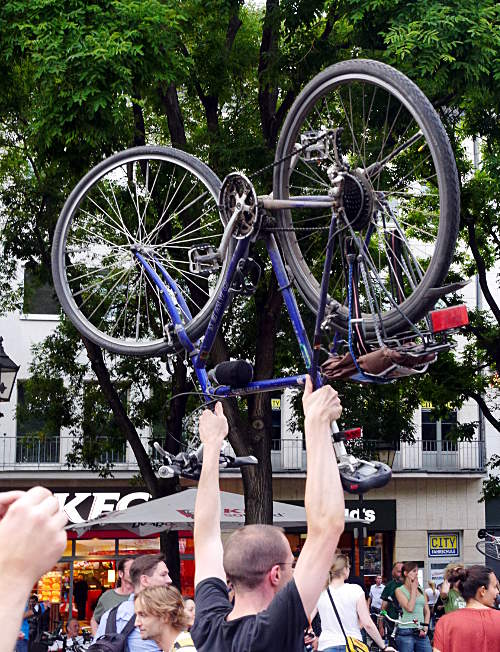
[0, 487, 67, 652]
[294, 376, 345, 617]
[194, 402, 228, 586]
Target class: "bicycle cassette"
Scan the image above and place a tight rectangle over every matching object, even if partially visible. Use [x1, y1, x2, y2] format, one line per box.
[219, 172, 259, 239]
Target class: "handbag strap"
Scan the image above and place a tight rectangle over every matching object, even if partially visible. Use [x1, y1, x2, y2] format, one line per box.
[327, 587, 350, 648]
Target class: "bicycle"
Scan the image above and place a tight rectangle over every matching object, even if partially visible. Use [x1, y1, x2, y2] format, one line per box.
[379, 610, 428, 651]
[50, 59, 467, 493]
[476, 529, 500, 561]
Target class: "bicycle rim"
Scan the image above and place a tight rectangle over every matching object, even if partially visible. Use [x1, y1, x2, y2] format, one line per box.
[274, 59, 459, 338]
[52, 147, 226, 356]
[476, 540, 500, 561]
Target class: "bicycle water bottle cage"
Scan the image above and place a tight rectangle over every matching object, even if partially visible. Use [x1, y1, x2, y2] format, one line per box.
[219, 172, 259, 239]
[188, 244, 221, 275]
[231, 258, 261, 296]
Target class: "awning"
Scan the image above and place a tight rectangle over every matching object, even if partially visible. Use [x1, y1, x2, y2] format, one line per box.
[67, 488, 364, 537]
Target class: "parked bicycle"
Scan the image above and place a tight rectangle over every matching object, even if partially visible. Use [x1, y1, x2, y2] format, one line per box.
[476, 529, 500, 561]
[51, 59, 468, 492]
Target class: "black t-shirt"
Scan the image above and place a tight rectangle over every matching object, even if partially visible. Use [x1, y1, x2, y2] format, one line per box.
[191, 577, 308, 652]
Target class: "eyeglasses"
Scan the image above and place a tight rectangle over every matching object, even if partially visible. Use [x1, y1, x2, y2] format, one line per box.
[277, 560, 297, 569]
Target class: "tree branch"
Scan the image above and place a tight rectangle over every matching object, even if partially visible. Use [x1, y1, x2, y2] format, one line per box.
[466, 214, 500, 323]
[81, 336, 160, 496]
[471, 391, 500, 433]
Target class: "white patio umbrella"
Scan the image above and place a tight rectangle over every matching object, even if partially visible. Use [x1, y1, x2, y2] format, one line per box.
[68, 488, 364, 537]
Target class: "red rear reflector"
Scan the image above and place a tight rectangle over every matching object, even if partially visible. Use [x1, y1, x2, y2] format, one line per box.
[429, 305, 469, 333]
[343, 427, 362, 440]
[350, 484, 359, 490]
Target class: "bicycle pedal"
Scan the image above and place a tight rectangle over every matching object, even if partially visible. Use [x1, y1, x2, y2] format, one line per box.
[208, 359, 253, 387]
[339, 459, 392, 494]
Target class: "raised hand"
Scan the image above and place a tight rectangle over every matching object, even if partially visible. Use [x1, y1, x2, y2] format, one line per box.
[199, 401, 228, 448]
[302, 375, 342, 424]
[0, 486, 67, 587]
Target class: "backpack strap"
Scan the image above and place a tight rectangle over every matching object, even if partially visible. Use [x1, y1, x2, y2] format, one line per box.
[105, 605, 120, 635]
[119, 613, 137, 639]
[327, 587, 350, 648]
[104, 604, 136, 640]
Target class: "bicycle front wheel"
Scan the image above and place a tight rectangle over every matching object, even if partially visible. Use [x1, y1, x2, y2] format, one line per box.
[52, 146, 227, 356]
[274, 59, 460, 337]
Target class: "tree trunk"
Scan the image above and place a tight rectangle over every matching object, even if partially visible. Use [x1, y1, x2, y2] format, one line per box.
[158, 83, 187, 149]
[160, 529, 182, 590]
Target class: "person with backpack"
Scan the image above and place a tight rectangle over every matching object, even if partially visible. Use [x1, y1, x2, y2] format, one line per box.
[92, 553, 172, 652]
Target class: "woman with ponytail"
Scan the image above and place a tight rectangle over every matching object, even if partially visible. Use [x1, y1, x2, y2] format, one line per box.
[314, 552, 396, 652]
[432, 565, 500, 652]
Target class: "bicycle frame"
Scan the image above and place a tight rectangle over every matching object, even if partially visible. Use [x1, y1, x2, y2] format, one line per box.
[134, 208, 336, 400]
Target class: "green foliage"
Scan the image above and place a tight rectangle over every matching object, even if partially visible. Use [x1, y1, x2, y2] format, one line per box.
[1, 0, 500, 500]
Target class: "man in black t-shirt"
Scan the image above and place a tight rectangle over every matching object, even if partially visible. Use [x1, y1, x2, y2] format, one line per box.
[191, 376, 345, 652]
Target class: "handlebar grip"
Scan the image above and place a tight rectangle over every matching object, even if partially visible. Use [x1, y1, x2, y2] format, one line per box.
[158, 465, 178, 479]
[228, 455, 258, 467]
[331, 421, 339, 434]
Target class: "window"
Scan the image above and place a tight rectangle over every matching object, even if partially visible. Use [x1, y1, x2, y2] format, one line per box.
[270, 393, 282, 450]
[23, 264, 59, 315]
[83, 383, 128, 463]
[16, 379, 61, 463]
[421, 408, 458, 451]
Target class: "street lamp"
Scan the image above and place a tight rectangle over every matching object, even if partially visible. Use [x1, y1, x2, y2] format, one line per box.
[0, 337, 20, 403]
[373, 441, 398, 468]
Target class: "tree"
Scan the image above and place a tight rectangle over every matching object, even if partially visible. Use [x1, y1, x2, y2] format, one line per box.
[1, 0, 500, 555]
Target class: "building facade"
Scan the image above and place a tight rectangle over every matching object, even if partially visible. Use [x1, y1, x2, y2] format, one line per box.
[0, 258, 495, 606]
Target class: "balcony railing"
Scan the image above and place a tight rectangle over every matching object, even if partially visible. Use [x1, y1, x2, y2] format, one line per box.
[0, 435, 487, 474]
[1, 436, 130, 470]
[270, 438, 486, 474]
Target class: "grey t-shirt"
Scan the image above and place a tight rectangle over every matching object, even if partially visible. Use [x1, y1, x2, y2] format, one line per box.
[93, 589, 130, 624]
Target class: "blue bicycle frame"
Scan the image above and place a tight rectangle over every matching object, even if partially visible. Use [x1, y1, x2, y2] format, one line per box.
[134, 225, 336, 400]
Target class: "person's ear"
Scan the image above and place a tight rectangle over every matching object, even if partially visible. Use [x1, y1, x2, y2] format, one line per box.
[269, 565, 281, 587]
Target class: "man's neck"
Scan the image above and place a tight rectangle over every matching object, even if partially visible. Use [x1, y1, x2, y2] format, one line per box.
[467, 599, 489, 610]
[227, 587, 275, 620]
[114, 586, 129, 596]
[158, 626, 179, 651]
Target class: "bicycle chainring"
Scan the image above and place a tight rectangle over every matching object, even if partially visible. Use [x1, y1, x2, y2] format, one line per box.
[219, 172, 259, 239]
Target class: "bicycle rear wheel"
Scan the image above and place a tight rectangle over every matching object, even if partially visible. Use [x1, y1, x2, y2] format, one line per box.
[52, 146, 227, 356]
[274, 59, 460, 337]
[476, 539, 500, 561]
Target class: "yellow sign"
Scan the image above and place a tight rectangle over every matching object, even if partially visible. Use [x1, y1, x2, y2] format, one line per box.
[271, 398, 281, 410]
[428, 532, 459, 557]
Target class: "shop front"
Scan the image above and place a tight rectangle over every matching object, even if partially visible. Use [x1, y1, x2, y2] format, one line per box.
[29, 488, 195, 625]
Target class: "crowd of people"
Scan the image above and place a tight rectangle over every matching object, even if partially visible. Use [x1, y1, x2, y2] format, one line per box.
[2, 378, 500, 652]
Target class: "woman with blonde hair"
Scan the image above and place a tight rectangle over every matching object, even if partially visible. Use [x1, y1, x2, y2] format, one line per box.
[314, 551, 395, 652]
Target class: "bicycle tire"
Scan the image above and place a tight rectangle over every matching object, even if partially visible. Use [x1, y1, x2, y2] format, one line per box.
[476, 539, 500, 561]
[274, 59, 460, 337]
[52, 146, 227, 356]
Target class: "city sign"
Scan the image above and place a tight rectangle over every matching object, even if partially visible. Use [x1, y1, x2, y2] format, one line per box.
[428, 532, 460, 557]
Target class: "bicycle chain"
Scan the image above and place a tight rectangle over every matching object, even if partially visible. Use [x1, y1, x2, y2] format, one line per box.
[254, 131, 337, 233]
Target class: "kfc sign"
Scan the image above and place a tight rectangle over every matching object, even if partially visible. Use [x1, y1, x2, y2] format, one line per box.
[55, 491, 151, 523]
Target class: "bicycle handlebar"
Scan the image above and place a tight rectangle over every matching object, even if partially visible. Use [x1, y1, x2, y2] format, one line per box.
[155, 442, 258, 480]
[379, 610, 427, 629]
